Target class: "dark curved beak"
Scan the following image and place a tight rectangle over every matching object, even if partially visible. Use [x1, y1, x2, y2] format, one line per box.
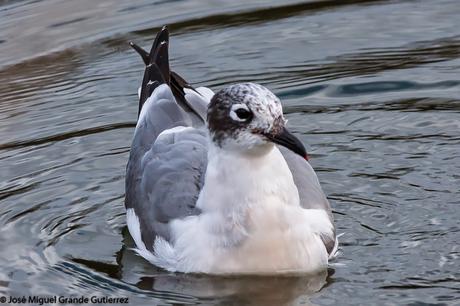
[265, 127, 309, 160]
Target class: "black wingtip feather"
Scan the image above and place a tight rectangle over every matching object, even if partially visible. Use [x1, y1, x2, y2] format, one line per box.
[135, 26, 171, 117]
[129, 42, 150, 65]
[129, 25, 170, 68]
[139, 64, 165, 116]
[149, 26, 169, 64]
[152, 41, 170, 84]
[132, 25, 205, 122]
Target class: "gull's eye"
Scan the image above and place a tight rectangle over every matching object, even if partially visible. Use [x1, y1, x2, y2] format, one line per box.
[235, 108, 252, 120]
[230, 103, 253, 122]
[230, 104, 253, 122]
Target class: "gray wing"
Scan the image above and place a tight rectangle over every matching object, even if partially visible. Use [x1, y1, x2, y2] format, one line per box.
[127, 122, 208, 251]
[125, 26, 211, 250]
[125, 84, 208, 247]
[279, 146, 337, 255]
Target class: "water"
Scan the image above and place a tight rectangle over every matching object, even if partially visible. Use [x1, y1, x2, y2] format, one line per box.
[1, 0, 459, 305]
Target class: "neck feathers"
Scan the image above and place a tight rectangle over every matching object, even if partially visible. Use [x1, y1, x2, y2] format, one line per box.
[197, 143, 300, 213]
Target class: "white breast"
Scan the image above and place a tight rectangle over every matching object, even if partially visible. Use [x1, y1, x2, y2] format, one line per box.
[148, 144, 334, 274]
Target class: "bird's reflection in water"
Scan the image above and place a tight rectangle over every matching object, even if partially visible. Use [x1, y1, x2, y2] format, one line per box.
[117, 228, 331, 306]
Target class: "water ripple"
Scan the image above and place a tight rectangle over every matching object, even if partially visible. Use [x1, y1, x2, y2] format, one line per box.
[0, 122, 135, 150]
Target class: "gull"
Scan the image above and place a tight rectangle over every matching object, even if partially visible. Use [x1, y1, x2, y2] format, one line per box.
[125, 26, 337, 274]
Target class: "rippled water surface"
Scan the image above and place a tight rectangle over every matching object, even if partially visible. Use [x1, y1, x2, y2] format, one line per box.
[1, 0, 459, 305]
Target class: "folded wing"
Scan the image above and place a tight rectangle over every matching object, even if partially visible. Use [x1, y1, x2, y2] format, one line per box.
[125, 26, 213, 251]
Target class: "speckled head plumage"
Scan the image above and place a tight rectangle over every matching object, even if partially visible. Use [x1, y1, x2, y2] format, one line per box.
[207, 83, 308, 159]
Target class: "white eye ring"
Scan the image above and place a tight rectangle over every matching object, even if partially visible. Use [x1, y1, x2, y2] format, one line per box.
[229, 104, 251, 122]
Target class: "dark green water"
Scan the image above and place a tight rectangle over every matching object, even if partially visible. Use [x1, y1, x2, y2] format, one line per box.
[0, 0, 459, 305]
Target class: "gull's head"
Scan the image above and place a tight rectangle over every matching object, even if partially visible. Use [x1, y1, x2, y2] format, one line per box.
[207, 83, 307, 159]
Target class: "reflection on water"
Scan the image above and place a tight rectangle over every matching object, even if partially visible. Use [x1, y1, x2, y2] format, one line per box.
[0, 0, 459, 305]
[115, 232, 329, 306]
